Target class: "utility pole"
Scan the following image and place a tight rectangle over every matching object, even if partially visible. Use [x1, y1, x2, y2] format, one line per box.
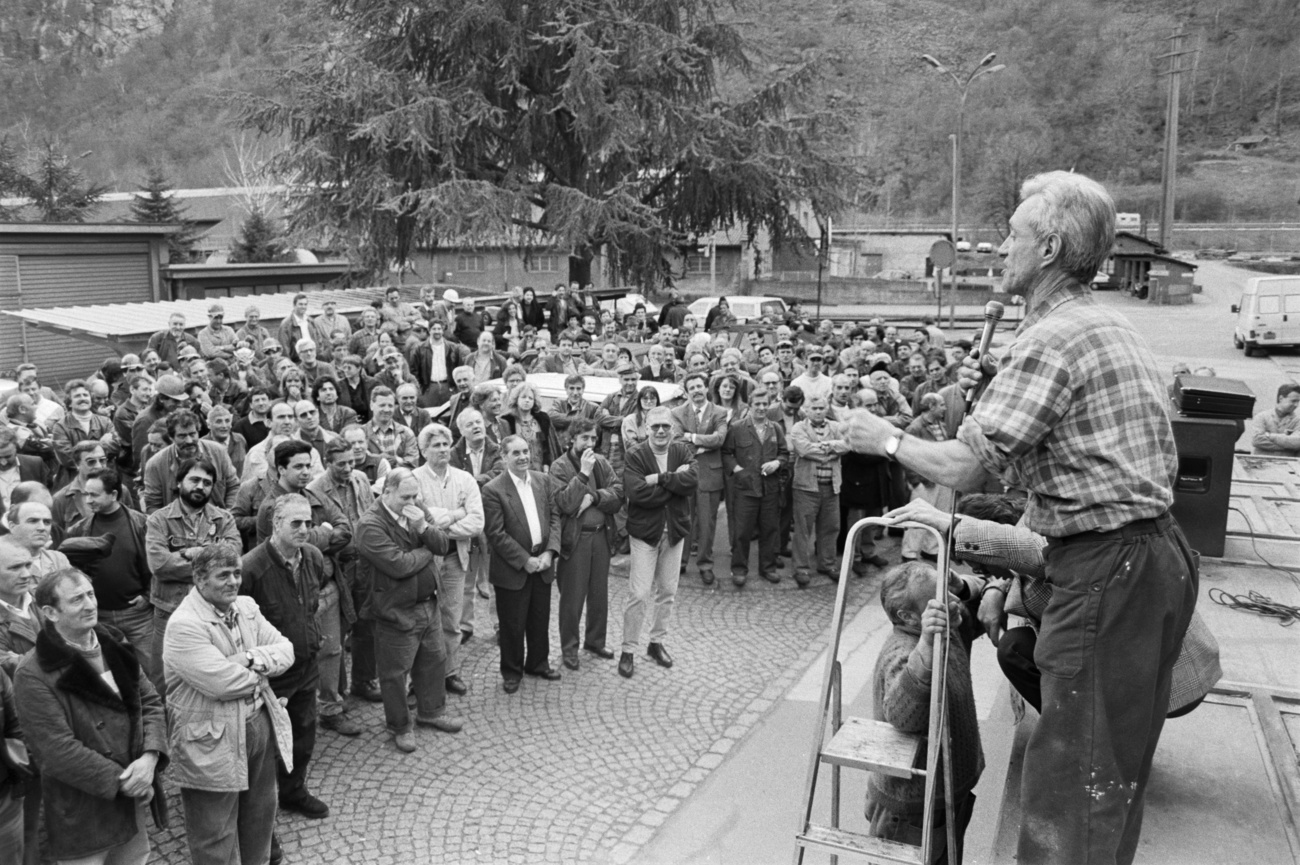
[1158, 28, 1195, 251]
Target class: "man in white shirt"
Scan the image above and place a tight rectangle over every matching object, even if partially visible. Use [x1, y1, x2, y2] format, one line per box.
[412, 424, 484, 697]
[481, 436, 562, 693]
[790, 349, 833, 405]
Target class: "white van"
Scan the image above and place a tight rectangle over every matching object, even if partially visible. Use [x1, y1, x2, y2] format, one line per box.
[1232, 276, 1300, 356]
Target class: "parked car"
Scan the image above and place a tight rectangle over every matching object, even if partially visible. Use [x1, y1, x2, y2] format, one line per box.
[600, 292, 660, 319]
[871, 269, 915, 281]
[976, 242, 994, 254]
[686, 295, 788, 324]
[956, 239, 972, 252]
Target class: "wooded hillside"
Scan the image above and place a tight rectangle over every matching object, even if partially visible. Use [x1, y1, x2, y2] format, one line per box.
[1, 0, 1297, 226]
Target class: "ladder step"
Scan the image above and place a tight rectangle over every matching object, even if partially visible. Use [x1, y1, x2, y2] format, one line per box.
[821, 717, 924, 778]
[796, 824, 924, 864]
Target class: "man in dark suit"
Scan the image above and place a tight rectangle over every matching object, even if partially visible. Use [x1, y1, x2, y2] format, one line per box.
[395, 383, 433, 441]
[669, 373, 728, 585]
[722, 390, 789, 587]
[481, 435, 562, 693]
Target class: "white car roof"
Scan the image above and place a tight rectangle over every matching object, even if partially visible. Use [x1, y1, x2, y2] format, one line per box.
[487, 372, 683, 407]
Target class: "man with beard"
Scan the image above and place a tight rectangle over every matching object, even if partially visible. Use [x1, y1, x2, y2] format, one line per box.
[241, 494, 332, 818]
[142, 409, 239, 514]
[145, 457, 240, 696]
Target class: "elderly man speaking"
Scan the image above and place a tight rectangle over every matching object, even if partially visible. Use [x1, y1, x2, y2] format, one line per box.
[842, 171, 1196, 865]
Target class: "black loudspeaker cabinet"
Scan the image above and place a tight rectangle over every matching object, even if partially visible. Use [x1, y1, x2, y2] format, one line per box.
[1168, 411, 1241, 558]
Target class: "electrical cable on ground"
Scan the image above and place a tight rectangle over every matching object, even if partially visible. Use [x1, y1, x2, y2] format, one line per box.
[1208, 506, 1300, 626]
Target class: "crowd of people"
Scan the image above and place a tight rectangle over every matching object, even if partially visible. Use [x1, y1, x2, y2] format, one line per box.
[0, 276, 979, 864]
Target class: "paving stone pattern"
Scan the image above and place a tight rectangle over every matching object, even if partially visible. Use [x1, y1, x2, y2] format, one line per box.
[145, 547, 884, 865]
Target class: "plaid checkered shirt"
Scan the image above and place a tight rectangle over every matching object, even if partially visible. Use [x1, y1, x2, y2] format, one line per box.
[957, 280, 1177, 537]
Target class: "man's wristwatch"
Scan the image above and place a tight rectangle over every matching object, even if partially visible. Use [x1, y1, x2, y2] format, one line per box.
[884, 433, 903, 461]
[244, 651, 256, 668]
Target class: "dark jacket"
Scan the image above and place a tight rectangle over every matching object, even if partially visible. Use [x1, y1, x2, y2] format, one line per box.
[240, 541, 325, 687]
[500, 410, 560, 468]
[451, 437, 503, 487]
[14, 623, 169, 860]
[545, 294, 584, 336]
[0, 668, 23, 799]
[520, 299, 546, 330]
[412, 341, 465, 394]
[354, 499, 449, 629]
[549, 450, 624, 560]
[623, 441, 698, 546]
[481, 470, 562, 590]
[337, 374, 376, 424]
[722, 417, 790, 499]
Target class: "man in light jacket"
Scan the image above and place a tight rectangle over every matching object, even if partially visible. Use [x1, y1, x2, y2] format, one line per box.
[164, 543, 294, 865]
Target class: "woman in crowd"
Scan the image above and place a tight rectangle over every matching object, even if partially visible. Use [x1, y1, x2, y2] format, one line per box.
[495, 299, 525, 353]
[710, 373, 747, 425]
[498, 381, 559, 470]
[520, 287, 547, 330]
[313, 377, 358, 434]
[619, 386, 661, 455]
[278, 366, 307, 404]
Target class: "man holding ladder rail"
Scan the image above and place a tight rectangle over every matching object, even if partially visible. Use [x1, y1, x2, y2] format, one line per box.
[845, 171, 1197, 865]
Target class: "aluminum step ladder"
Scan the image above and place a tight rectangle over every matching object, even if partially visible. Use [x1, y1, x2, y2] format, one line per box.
[793, 517, 959, 865]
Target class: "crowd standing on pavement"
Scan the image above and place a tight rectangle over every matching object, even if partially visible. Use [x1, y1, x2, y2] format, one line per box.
[0, 261, 1246, 863]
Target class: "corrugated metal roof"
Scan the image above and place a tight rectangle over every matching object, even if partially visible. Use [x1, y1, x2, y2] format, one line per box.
[1, 285, 401, 344]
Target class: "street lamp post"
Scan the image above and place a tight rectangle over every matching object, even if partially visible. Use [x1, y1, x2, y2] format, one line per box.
[921, 52, 1005, 327]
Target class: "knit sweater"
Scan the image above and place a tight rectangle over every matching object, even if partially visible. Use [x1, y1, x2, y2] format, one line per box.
[866, 626, 984, 817]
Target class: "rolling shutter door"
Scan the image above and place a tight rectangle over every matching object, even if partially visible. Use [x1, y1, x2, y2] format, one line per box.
[0, 256, 22, 379]
[16, 253, 154, 384]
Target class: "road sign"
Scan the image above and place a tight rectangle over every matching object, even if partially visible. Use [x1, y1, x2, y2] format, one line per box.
[930, 240, 956, 269]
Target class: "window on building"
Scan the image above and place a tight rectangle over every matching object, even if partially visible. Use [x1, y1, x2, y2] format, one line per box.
[457, 254, 485, 272]
[684, 252, 711, 274]
[526, 254, 559, 273]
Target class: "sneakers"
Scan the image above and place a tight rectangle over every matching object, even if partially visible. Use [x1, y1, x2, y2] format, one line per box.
[319, 712, 362, 736]
[415, 713, 465, 734]
[618, 652, 635, 678]
[393, 732, 418, 753]
[280, 791, 329, 819]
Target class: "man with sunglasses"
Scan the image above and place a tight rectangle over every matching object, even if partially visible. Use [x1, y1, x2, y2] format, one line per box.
[293, 399, 340, 464]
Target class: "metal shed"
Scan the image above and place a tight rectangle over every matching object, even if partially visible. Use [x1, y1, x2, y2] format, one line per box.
[0, 223, 177, 383]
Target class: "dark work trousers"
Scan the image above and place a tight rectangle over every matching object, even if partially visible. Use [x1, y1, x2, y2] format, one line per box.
[557, 528, 610, 656]
[351, 582, 377, 694]
[997, 624, 1206, 721]
[271, 661, 320, 802]
[495, 569, 553, 682]
[375, 599, 447, 734]
[1017, 514, 1197, 865]
[730, 486, 781, 579]
[777, 471, 794, 553]
[182, 709, 277, 865]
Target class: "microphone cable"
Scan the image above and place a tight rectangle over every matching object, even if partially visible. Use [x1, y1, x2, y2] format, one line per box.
[1207, 505, 1300, 627]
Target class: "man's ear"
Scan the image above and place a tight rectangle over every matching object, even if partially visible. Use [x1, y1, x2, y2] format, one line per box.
[896, 607, 921, 629]
[1040, 232, 1062, 268]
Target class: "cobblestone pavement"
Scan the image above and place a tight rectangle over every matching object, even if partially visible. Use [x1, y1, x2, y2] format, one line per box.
[145, 531, 889, 865]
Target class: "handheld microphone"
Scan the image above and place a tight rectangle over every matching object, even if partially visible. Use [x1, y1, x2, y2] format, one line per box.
[964, 300, 1005, 411]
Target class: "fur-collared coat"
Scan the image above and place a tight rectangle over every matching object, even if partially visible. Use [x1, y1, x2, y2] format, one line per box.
[14, 623, 169, 860]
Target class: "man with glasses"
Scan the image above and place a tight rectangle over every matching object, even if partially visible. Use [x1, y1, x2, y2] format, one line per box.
[241, 494, 332, 818]
[619, 407, 696, 678]
[293, 399, 339, 463]
[296, 339, 338, 389]
[50, 441, 136, 531]
[258, 337, 286, 382]
[198, 303, 239, 360]
[142, 409, 239, 514]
